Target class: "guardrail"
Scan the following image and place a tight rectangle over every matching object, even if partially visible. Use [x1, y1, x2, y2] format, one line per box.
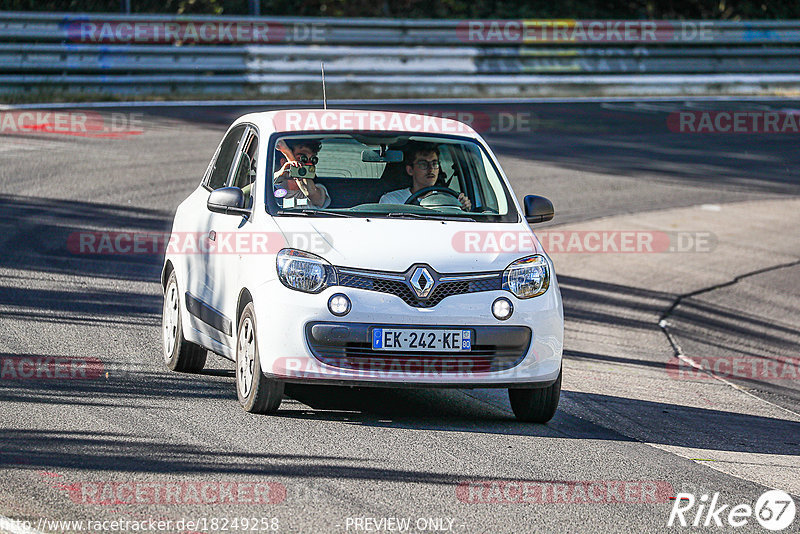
[1, 12, 799, 98]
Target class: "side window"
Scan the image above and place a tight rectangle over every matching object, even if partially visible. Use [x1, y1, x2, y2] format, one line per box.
[453, 144, 486, 208]
[233, 131, 258, 190]
[438, 145, 458, 190]
[207, 125, 246, 190]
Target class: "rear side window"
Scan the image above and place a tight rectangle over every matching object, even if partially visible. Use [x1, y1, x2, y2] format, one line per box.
[207, 125, 246, 189]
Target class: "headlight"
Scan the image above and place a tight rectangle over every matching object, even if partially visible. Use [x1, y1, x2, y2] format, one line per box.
[502, 255, 550, 299]
[276, 249, 338, 293]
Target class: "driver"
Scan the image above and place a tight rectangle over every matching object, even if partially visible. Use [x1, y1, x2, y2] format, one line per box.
[379, 142, 471, 210]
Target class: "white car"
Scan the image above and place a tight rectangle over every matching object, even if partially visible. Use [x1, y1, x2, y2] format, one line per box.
[161, 109, 563, 422]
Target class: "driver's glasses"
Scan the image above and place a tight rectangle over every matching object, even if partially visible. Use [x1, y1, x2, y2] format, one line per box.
[414, 159, 440, 171]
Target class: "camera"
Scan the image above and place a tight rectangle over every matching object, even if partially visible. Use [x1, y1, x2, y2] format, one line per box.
[289, 154, 317, 179]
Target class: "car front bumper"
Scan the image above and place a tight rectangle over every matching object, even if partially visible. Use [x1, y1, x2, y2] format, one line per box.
[252, 279, 563, 387]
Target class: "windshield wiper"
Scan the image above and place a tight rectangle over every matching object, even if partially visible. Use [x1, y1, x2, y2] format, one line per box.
[384, 212, 476, 222]
[277, 209, 353, 218]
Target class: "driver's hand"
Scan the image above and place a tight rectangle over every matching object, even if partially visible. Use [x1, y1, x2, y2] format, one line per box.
[458, 193, 472, 210]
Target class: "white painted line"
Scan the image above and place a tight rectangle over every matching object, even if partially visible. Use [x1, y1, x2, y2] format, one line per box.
[700, 204, 722, 211]
[659, 319, 800, 420]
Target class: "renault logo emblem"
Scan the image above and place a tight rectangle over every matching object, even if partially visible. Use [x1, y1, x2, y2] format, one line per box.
[409, 267, 435, 298]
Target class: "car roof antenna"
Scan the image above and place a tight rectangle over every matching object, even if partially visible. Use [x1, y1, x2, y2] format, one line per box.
[321, 62, 327, 110]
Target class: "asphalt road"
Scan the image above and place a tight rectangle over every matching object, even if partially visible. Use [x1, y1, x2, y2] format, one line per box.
[0, 99, 798, 534]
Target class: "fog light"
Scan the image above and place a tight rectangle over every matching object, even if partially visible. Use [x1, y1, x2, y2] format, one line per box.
[492, 297, 513, 321]
[328, 293, 351, 317]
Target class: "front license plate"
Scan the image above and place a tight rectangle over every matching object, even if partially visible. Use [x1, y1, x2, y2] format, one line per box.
[371, 328, 471, 352]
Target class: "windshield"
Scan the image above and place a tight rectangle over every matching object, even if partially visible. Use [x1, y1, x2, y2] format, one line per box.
[268, 133, 517, 222]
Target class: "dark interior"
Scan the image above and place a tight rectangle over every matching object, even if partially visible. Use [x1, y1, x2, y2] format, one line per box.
[317, 161, 411, 209]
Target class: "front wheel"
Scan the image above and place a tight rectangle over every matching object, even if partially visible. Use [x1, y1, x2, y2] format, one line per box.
[162, 271, 207, 373]
[236, 302, 284, 414]
[508, 367, 562, 423]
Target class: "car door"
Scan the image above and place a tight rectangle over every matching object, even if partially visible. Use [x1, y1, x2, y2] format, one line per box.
[201, 126, 260, 349]
[183, 124, 247, 349]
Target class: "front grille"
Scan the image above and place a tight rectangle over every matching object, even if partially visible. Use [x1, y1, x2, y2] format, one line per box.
[306, 323, 531, 374]
[337, 267, 502, 308]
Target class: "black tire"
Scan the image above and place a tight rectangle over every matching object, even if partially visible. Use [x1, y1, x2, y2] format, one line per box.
[236, 302, 284, 414]
[508, 367, 562, 423]
[162, 271, 207, 373]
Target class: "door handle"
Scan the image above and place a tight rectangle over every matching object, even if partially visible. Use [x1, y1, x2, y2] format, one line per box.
[208, 230, 216, 242]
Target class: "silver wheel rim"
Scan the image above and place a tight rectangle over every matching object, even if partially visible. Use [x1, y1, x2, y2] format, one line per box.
[162, 280, 179, 361]
[237, 317, 256, 398]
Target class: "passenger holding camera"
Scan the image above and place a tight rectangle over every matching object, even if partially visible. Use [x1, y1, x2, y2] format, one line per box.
[273, 139, 330, 208]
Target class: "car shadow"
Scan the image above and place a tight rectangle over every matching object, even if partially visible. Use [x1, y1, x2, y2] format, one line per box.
[278, 383, 800, 456]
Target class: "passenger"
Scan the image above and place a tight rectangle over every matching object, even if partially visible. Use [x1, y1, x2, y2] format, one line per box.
[273, 139, 330, 208]
[379, 142, 471, 210]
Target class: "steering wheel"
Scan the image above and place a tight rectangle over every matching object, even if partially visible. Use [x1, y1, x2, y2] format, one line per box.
[405, 186, 461, 205]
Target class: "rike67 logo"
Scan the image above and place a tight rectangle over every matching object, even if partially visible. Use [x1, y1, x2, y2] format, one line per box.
[668, 490, 796, 530]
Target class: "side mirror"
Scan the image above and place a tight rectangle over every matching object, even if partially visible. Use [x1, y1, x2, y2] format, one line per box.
[207, 187, 249, 216]
[523, 195, 554, 224]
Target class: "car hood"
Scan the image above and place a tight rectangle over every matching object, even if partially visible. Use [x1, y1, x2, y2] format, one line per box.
[272, 216, 545, 273]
